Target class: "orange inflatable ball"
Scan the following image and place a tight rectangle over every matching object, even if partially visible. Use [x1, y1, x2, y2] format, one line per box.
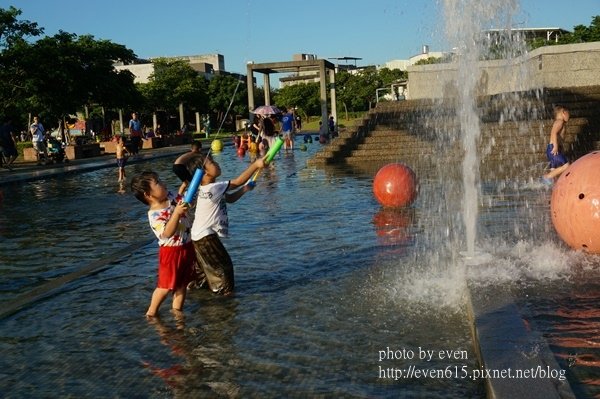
[550, 151, 600, 253]
[373, 163, 417, 208]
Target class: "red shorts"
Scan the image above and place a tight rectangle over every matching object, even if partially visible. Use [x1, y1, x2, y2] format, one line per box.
[157, 242, 197, 290]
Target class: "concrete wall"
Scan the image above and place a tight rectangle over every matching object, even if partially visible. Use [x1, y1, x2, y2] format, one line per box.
[115, 63, 154, 84]
[407, 42, 600, 99]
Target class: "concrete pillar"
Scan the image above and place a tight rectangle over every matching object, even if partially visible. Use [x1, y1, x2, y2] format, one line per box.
[264, 74, 271, 105]
[329, 68, 337, 123]
[195, 112, 201, 133]
[152, 112, 158, 131]
[118, 109, 124, 134]
[179, 102, 184, 129]
[247, 64, 255, 113]
[319, 61, 328, 134]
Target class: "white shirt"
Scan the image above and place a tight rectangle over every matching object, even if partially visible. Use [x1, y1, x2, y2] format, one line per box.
[30, 122, 45, 142]
[191, 180, 230, 240]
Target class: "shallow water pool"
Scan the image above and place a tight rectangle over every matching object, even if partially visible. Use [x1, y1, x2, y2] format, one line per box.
[1, 143, 597, 397]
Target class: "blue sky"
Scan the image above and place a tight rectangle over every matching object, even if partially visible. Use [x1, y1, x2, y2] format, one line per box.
[4, 0, 598, 74]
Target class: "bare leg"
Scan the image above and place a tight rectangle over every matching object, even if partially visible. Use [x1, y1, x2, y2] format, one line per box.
[172, 286, 187, 311]
[146, 287, 170, 317]
[543, 163, 569, 180]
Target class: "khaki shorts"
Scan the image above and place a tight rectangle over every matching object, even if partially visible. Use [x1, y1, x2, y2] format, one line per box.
[192, 233, 234, 295]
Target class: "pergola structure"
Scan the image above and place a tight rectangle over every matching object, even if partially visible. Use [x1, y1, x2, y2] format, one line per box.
[246, 59, 336, 134]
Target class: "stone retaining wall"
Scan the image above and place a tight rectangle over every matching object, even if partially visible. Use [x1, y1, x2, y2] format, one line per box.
[407, 42, 600, 100]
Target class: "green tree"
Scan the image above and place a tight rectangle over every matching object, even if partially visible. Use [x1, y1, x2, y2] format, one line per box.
[558, 16, 600, 44]
[139, 58, 208, 127]
[273, 82, 320, 119]
[0, 6, 43, 118]
[207, 74, 247, 128]
[24, 31, 138, 122]
[0, 6, 138, 128]
[336, 67, 381, 111]
[530, 15, 600, 49]
[0, 6, 43, 50]
[413, 56, 444, 65]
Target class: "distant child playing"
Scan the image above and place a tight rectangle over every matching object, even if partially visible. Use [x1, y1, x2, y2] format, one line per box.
[172, 140, 203, 194]
[542, 105, 570, 184]
[131, 171, 197, 317]
[187, 153, 266, 295]
[115, 135, 129, 182]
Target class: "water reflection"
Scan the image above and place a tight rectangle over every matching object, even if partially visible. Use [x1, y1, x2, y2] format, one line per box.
[0, 143, 598, 397]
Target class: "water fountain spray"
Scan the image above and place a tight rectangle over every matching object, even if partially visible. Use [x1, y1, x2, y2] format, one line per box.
[443, 0, 518, 259]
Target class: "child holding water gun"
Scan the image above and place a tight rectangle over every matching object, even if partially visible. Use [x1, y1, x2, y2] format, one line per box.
[131, 171, 197, 317]
[187, 153, 266, 295]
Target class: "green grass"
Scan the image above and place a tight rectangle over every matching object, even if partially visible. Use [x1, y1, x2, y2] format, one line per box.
[301, 114, 366, 131]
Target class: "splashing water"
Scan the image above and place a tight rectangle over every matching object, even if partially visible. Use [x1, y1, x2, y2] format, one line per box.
[443, 0, 519, 256]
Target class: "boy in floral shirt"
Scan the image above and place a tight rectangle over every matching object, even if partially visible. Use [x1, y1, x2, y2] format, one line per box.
[131, 171, 197, 317]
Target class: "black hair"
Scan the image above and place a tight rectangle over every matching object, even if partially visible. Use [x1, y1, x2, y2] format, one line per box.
[186, 153, 207, 176]
[191, 140, 202, 150]
[130, 171, 159, 205]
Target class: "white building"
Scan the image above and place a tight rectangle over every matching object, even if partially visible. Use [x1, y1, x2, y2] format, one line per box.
[382, 45, 449, 71]
[115, 53, 225, 84]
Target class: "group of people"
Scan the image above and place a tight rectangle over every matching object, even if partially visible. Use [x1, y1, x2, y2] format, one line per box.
[131, 142, 268, 317]
[248, 107, 299, 151]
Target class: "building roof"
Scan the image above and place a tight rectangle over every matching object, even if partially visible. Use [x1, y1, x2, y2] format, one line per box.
[483, 27, 571, 42]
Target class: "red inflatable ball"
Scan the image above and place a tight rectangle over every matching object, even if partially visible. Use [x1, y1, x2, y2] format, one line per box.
[237, 146, 246, 157]
[372, 208, 413, 247]
[373, 163, 418, 208]
[550, 151, 600, 253]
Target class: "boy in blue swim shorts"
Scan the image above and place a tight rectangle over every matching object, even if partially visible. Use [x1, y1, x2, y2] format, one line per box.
[542, 105, 570, 184]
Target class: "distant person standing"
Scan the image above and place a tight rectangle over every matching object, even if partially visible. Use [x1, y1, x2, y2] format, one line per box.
[295, 113, 302, 132]
[260, 114, 276, 149]
[328, 115, 336, 138]
[0, 117, 18, 170]
[128, 112, 143, 156]
[280, 107, 295, 150]
[30, 115, 47, 165]
[173, 140, 203, 194]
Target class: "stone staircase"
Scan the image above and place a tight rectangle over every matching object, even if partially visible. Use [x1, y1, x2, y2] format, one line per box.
[307, 86, 600, 180]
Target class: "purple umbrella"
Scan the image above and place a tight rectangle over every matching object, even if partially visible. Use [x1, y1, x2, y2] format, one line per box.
[252, 105, 282, 115]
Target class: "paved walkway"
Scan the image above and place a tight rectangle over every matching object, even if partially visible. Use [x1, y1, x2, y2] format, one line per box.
[0, 144, 193, 186]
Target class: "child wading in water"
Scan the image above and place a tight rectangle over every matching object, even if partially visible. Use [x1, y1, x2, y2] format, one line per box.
[187, 153, 266, 295]
[542, 105, 570, 184]
[115, 135, 129, 182]
[131, 171, 197, 317]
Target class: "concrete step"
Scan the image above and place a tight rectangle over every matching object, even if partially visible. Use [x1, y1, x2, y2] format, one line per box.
[309, 85, 600, 179]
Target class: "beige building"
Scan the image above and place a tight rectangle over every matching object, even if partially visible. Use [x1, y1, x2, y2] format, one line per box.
[383, 45, 449, 71]
[114, 53, 225, 84]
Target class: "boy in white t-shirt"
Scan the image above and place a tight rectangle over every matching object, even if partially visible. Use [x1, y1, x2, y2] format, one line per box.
[189, 153, 266, 295]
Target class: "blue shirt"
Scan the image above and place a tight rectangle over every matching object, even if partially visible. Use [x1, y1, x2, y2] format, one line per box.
[281, 113, 294, 132]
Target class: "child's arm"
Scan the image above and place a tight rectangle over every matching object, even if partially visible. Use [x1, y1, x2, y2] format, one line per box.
[229, 156, 266, 190]
[225, 184, 254, 204]
[160, 202, 189, 239]
[549, 119, 565, 155]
